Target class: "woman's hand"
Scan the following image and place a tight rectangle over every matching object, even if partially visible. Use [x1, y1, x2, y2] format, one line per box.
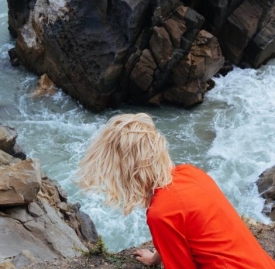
[133, 249, 161, 266]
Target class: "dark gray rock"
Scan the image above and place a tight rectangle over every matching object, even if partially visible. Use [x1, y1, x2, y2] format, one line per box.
[256, 165, 275, 221]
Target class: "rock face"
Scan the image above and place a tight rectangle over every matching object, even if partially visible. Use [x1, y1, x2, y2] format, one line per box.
[256, 165, 275, 221]
[8, 0, 275, 111]
[0, 158, 41, 206]
[0, 127, 98, 268]
[8, 0, 225, 112]
[123, 6, 224, 108]
[218, 0, 275, 67]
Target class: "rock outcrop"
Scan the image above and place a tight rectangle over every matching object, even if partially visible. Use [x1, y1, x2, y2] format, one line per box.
[7, 0, 225, 112]
[0, 158, 41, 206]
[256, 165, 275, 221]
[218, 0, 275, 67]
[0, 125, 98, 269]
[7, 0, 275, 112]
[123, 6, 224, 108]
[0, 124, 26, 159]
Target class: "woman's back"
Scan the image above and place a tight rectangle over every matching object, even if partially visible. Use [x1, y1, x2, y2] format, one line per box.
[147, 164, 275, 269]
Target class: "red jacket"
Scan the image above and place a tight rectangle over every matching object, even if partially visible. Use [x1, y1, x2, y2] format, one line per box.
[147, 164, 275, 268]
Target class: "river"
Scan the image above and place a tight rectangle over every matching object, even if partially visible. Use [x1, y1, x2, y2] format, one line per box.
[1, 0, 275, 251]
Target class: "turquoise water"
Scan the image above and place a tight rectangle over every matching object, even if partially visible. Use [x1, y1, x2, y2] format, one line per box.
[1, 0, 275, 251]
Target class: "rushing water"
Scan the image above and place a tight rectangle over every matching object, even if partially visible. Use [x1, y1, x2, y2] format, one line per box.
[1, 0, 275, 252]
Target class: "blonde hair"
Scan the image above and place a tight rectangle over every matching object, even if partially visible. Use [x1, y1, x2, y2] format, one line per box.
[78, 113, 174, 215]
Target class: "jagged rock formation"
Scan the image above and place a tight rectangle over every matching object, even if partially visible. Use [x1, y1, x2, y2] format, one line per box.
[0, 125, 98, 269]
[7, 0, 275, 111]
[7, 0, 225, 112]
[218, 0, 275, 67]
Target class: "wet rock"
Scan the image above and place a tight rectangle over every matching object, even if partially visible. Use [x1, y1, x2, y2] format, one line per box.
[7, 0, 32, 38]
[163, 79, 205, 108]
[257, 166, 275, 199]
[8, 48, 20, 67]
[12, 144, 26, 160]
[8, 0, 153, 112]
[256, 165, 275, 220]
[8, 1, 224, 111]
[32, 74, 58, 98]
[217, 61, 234, 77]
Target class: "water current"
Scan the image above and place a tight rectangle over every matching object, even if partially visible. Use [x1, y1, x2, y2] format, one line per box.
[1, 0, 275, 251]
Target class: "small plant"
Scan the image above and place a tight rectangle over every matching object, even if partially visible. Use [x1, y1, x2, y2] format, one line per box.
[88, 235, 108, 256]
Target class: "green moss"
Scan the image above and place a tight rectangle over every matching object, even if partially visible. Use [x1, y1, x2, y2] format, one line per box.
[88, 235, 108, 256]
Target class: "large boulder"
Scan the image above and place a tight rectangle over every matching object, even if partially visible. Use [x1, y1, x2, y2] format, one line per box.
[8, 0, 153, 111]
[8, 0, 224, 111]
[122, 5, 224, 107]
[0, 158, 41, 206]
[0, 127, 98, 268]
[0, 171, 98, 268]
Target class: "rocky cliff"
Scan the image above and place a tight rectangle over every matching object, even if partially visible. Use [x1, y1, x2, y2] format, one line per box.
[0, 124, 98, 268]
[7, 0, 275, 112]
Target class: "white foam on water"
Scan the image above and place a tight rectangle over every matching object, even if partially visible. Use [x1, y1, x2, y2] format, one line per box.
[204, 62, 275, 223]
[0, 13, 7, 19]
[70, 190, 150, 251]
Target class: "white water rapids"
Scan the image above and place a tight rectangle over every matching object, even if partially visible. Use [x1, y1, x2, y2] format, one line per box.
[1, 0, 275, 251]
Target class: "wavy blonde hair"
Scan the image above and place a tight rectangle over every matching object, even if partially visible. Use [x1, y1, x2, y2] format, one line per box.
[78, 113, 174, 215]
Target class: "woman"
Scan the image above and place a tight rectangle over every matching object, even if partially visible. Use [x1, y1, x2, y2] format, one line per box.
[78, 113, 275, 268]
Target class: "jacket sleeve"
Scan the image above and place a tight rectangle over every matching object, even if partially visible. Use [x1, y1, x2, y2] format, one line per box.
[147, 209, 197, 269]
